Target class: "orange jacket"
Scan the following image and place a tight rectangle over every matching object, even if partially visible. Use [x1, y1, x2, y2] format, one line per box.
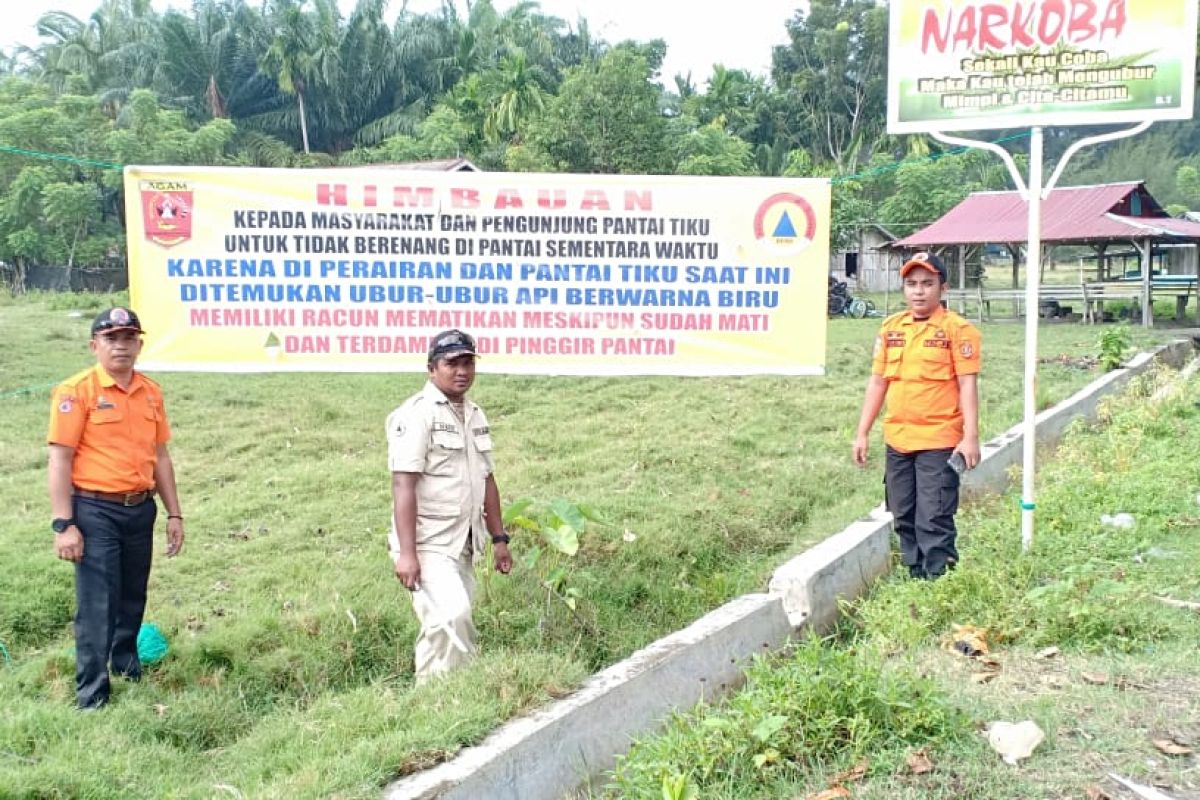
[871, 306, 981, 452]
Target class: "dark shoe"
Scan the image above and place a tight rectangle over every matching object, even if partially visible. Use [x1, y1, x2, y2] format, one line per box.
[925, 558, 958, 580]
[907, 564, 927, 579]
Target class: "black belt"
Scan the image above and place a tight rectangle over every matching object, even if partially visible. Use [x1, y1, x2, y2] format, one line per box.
[74, 487, 156, 506]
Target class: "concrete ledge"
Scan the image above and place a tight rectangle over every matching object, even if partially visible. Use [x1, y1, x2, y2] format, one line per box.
[964, 338, 1195, 497]
[384, 593, 792, 800]
[767, 504, 893, 630]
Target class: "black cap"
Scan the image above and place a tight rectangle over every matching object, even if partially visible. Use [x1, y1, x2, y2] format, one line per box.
[901, 252, 948, 283]
[91, 307, 144, 335]
[427, 329, 477, 362]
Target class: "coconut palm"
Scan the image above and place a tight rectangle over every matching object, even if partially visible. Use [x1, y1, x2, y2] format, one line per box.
[259, 0, 320, 153]
[482, 48, 548, 144]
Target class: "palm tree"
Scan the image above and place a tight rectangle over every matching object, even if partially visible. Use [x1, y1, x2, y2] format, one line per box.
[260, 0, 319, 153]
[30, 11, 106, 94]
[155, 0, 269, 121]
[482, 48, 547, 144]
[31, 1, 162, 107]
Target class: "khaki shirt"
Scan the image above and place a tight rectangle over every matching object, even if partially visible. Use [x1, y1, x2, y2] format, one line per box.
[386, 381, 495, 561]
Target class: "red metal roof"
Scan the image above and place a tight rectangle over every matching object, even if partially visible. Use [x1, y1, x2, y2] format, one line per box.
[895, 182, 1200, 247]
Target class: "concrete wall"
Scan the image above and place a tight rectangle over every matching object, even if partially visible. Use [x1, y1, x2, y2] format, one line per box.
[383, 338, 1197, 800]
[962, 339, 1194, 498]
[385, 594, 793, 800]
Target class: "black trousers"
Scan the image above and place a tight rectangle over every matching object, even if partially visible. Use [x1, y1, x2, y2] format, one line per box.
[72, 495, 156, 708]
[884, 445, 960, 577]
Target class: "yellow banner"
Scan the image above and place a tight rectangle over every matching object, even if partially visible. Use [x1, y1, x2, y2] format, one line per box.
[125, 167, 831, 376]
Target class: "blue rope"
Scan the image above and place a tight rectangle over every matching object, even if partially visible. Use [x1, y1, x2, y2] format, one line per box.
[0, 144, 122, 171]
[0, 640, 12, 668]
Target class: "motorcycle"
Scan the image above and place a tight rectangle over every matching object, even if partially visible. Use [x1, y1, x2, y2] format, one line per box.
[827, 275, 875, 319]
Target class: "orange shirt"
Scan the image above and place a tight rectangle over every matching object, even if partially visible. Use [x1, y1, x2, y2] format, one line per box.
[47, 365, 171, 493]
[870, 306, 981, 452]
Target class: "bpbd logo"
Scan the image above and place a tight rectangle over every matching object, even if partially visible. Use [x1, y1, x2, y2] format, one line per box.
[753, 193, 817, 255]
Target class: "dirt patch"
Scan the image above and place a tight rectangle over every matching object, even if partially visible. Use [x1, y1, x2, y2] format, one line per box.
[909, 647, 1200, 799]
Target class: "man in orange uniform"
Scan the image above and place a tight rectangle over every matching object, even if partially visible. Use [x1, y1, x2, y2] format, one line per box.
[853, 253, 981, 579]
[47, 307, 185, 709]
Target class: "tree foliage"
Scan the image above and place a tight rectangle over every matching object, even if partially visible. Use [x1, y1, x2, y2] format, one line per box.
[0, 0, 1197, 290]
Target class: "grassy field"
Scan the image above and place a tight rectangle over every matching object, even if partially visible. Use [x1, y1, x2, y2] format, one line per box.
[0, 292, 1177, 798]
[606, 366, 1200, 800]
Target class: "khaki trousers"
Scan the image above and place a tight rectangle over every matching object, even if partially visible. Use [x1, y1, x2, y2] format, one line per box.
[411, 545, 477, 682]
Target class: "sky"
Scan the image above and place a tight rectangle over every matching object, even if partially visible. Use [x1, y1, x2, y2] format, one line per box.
[2, 0, 805, 86]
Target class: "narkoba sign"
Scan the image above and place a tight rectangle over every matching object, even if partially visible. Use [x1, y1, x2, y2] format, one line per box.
[887, 0, 1199, 133]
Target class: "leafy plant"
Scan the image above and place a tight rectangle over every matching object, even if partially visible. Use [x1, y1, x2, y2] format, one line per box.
[610, 635, 967, 797]
[503, 498, 606, 645]
[659, 772, 698, 800]
[1098, 324, 1133, 371]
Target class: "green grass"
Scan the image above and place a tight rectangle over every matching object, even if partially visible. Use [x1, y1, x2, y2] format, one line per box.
[0, 293, 1175, 797]
[605, 366, 1200, 800]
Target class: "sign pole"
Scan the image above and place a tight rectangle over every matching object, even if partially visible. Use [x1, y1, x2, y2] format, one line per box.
[930, 122, 1152, 553]
[1020, 127, 1044, 552]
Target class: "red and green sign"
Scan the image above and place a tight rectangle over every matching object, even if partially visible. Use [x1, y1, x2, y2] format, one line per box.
[888, 0, 1198, 133]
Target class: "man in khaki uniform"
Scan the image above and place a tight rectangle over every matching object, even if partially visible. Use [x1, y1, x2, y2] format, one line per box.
[387, 329, 512, 681]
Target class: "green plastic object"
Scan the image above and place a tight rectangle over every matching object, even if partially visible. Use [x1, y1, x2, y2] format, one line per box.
[137, 622, 169, 666]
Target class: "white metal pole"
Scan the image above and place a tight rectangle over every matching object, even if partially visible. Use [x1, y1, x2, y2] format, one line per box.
[1141, 237, 1152, 327]
[1020, 127, 1044, 553]
[930, 123, 1152, 556]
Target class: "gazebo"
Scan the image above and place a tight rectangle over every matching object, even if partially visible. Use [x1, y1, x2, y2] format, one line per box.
[893, 181, 1200, 323]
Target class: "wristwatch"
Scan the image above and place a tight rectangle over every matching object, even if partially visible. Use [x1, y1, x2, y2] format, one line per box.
[490, 533, 511, 545]
[51, 518, 76, 534]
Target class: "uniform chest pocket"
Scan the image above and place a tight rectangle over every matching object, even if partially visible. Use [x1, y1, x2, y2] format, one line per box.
[920, 346, 954, 380]
[427, 429, 465, 476]
[143, 405, 162, 422]
[89, 407, 124, 425]
[473, 432, 495, 474]
[883, 347, 904, 379]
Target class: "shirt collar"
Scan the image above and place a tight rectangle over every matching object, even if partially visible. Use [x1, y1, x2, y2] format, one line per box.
[93, 364, 144, 393]
[900, 305, 948, 327]
[421, 380, 475, 413]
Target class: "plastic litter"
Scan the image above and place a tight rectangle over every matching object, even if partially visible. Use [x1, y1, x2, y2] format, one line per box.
[1100, 512, 1135, 529]
[137, 622, 169, 666]
[986, 720, 1045, 765]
